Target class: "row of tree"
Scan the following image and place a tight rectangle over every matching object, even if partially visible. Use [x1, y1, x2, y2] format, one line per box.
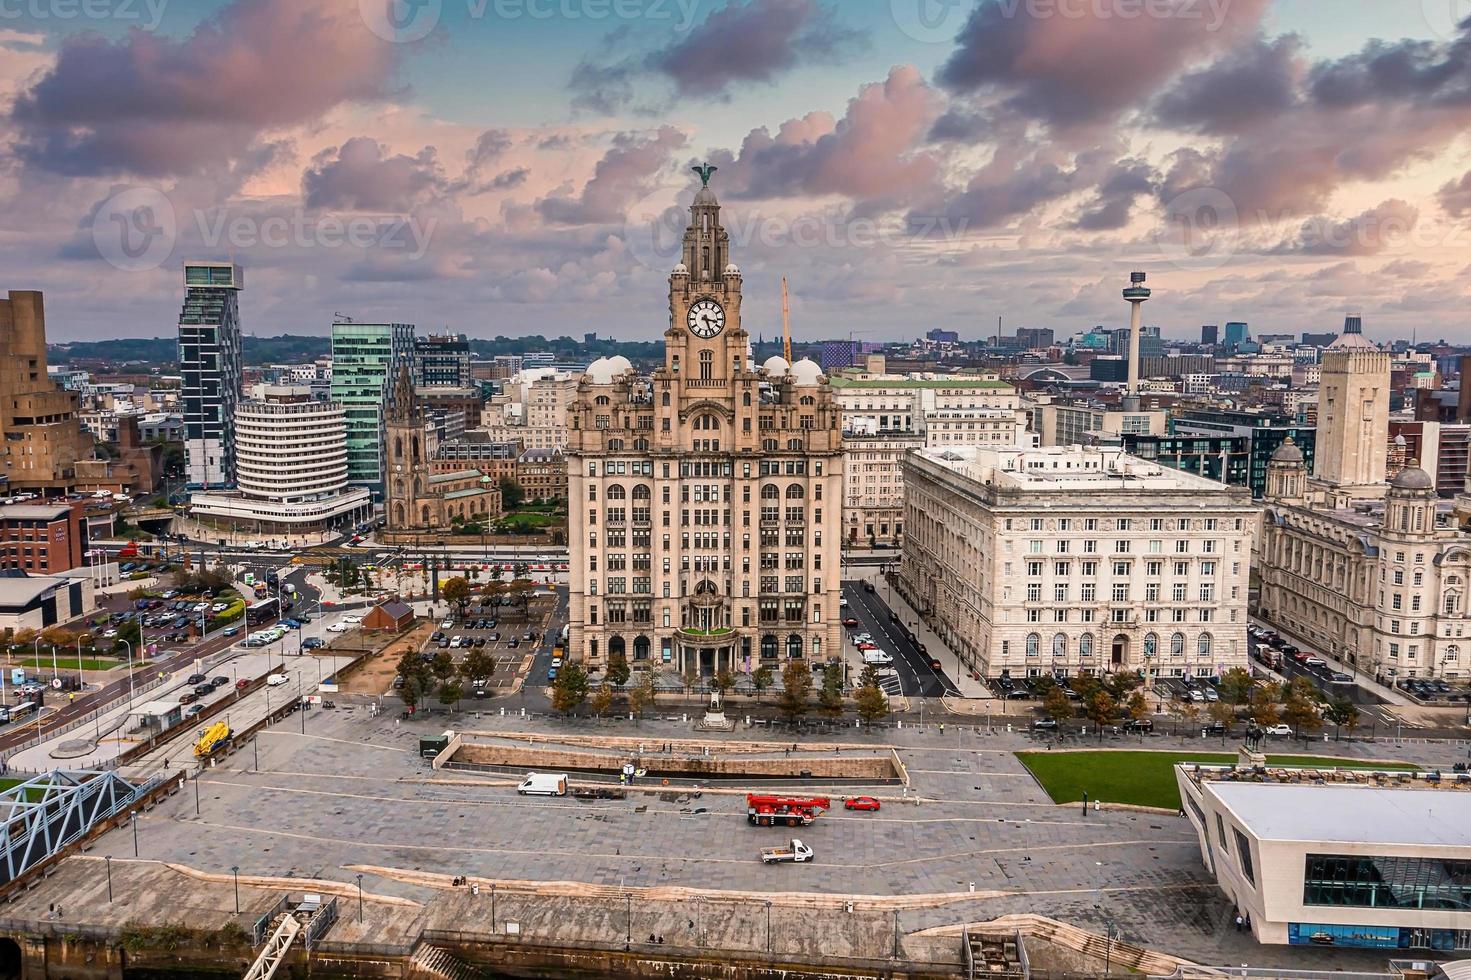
[1034, 667, 1362, 738]
[395, 646, 497, 713]
[546, 656, 894, 725]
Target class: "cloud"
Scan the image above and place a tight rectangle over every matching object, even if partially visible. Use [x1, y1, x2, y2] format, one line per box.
[1439, 170, 1471, 218]
[937, 0, 1270, 127]
[1071, 158, 1158, 231]
[710, 66, 942, 209]
[303, 138, 445, 212]
[1271, 199, 1420, 256]
[8, 0, 395, 178]
[570, 0, 862, 111]
[538, 126, 687, 225]
[1152, 34, 1303, 134]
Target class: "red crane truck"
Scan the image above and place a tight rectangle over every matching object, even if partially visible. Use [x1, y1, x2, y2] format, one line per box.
[746, 794, 831, 827]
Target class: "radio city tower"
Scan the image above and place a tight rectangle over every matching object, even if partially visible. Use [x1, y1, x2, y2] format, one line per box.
[1122, 271, 1151, 412]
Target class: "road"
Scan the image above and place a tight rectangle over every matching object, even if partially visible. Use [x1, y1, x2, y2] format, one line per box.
[842, 580, 958, 698]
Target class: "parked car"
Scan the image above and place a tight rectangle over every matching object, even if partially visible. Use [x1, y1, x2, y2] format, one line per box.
[235, 679, 250, 690]
[211, 676, 230, 687]
[185, 704, 204, 718]
[266, 674, 289, 687]
[302, 637, 324, 650]
[843, 796, 881, 811]
[1201, 722, 1227, 737]
[179, 692, 198, 705]
[186, 673, 207, 685]
[1263, 723, 1293, 737]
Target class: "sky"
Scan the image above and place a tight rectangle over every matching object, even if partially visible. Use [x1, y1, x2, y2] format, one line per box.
[2, 0, 1470, 345]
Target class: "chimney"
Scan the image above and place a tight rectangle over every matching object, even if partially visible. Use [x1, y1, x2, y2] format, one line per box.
[117, 414, 141, 451]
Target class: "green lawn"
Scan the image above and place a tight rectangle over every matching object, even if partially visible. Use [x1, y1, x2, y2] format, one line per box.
[500, 512, 557, 530]
[1016, 750, 1420, 810]
[8, 657, 128, 671]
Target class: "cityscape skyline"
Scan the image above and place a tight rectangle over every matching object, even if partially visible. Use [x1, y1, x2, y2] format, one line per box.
[2, 0, 1469, 342]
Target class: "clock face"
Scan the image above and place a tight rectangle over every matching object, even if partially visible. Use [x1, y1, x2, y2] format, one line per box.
[687, 299, 725, 339]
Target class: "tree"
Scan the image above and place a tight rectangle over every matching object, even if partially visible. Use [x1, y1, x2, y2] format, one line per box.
[1248, 686, 1281, 727]
[1042, 687, 1073, 726]
[1324, 698, 1360, 740]
[499, 477, 525, 510]
[712, 668, 736, 697]
[430, 650, 457, 687]
[606, 651, 631, 687]
[441, 577, 471, 616]
[1285, 675, 1321, 705]
[1070, 674, 1102, 703]
[1084, 690, 1117, 740]
[1104, 671, 1142, 702]
[1178, 699, 1201, 731]
[438, 678, 463, 713]
[590, 682, 615, 720]
[854, 683, 889, 725]
[113, 619, 140, 654]
[752, 665, 774, 701]
[817, 664, 844, 720]
[629, 670, 657, 722]
[1218, 667, 1254, 706]
[1207, 701, 1235, 737]
[395, 650, 433, 715]
[778, 659, 813, 723]
[1125, 690, 1149, 722]
[551, 663, 589, 716]
[1283, 695, 1321, 741]
[1030, 674, 1058, 700]
[461, 648, 494, 685]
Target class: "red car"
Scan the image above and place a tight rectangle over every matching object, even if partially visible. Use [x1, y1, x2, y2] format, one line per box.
[844, 796, 881, 812]
[842, 617, 859, 627]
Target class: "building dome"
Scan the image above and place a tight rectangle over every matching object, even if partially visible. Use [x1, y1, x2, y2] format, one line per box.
[762, 355, 790, 376]
[1270, 438, 1304, 464]
[693, 184, 718, 208]
[724, 262, 741, 276]
[607, 355, 632, 375]
[585, 358, 616, 384]
[672, 262, 688, 276]
[790, 358, 823, 386]
[1391, 462, 1435, 491]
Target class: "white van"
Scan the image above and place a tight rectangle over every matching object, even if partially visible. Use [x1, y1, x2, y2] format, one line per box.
[862, 649, 894, 666]
[517, 772, 569, 797]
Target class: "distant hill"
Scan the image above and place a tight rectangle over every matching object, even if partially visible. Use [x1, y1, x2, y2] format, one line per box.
[51, 333, 665, 368]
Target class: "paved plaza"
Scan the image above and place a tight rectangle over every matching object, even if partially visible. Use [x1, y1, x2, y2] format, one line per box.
[60, 703, 1465, 971]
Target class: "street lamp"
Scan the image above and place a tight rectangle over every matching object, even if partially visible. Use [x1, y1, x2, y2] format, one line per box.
[130, 810, 139, 856]
[118, 640, 136, 707]
[105, 855, 113, 902]
[231, 865, 240, 914]
[355, 873, 364, 923]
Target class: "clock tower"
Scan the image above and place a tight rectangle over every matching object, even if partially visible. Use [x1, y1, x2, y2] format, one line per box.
[666, 164, 747, 384]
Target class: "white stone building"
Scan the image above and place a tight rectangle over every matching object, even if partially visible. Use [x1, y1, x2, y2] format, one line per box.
[899, 444, 1256, 682]
[189, 386, 371, 534]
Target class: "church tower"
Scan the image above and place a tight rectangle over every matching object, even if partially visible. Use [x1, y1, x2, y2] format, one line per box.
[664, 164, 748, 385]
[384, 361, 424, 530]
[1311, 347, 1391, 505]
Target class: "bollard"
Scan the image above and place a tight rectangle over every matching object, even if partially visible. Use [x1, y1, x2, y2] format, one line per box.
[500, 707, 505, 717]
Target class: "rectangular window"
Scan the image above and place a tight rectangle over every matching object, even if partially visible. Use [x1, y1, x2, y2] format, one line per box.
[1233, 829, 1255, 884]
[1301, 854, 1471, 910]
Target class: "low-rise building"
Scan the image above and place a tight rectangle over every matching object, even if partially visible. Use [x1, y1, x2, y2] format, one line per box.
[0, 503, 88, 574]
[516, 447, 566, 503]
[900, 444, 1255, 682]
[1177, 763, 1471, 953]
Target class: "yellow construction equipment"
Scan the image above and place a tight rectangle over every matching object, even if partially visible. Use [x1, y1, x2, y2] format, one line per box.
[193, 720, 231, 759]
[781, 276, 793, 362]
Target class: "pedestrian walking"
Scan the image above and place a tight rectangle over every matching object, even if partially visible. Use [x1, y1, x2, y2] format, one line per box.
[1234, 914, 1243, 933]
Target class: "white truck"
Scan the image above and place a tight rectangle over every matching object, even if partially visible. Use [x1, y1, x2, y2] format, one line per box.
[861, 649, 893, 666]
[760, 839, 814, 864]
[517, 772, 569, 797]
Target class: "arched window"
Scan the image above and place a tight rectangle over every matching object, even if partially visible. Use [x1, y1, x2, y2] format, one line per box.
[742, 391, 751, 406]
[812, 637, 821, 658]
[761, 484, 780, 500]
[662, 392, 670, 407]
[1446, 592, 1462, 617]
[761, 634, 778, 659]
[694, 413, 720, 430]
[394, 436, 403, 458]
[1197, 633, 1213, 657]
[787, 634, 803, 659]
[1052, 633, 1066, 658]
[595, 395, 610, 406]
[1025, 633, 1040, 658]
[1079, 634, 1094, 658]
[1143, 632, 1158, 658]
[1170, 632, 1185, 657]
[786, 484, 805, 499]
[632, 485, 651, 501]
[607, 484, 626, 500]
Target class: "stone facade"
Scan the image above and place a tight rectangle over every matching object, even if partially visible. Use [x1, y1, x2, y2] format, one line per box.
[900, 445, 1255, 682]
[567, 173, 843, 676]
[384, 365, 501, 530]
[0, 291, 94, 495]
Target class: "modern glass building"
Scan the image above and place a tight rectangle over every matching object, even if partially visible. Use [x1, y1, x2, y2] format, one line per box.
[178, 262, 243, 489]
[330, 321, 415, 499]
[414, 333, 471, 387]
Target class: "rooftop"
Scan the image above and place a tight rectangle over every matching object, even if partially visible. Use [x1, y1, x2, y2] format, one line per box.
[829, 376, 1012, 390]
[0, 505, 73, 521]
[0, 576, 68, 608]
[1206, 780, 1471, 848]
[914, 444, 1241, 495]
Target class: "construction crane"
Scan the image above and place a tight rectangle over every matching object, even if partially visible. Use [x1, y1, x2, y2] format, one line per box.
[781, 277, 793, 363]
[194, 720, 232, 760]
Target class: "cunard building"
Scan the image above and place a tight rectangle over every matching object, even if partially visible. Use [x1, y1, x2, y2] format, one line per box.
[567, 168, 844, 676]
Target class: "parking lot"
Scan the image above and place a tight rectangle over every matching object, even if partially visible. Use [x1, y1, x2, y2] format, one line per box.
[414, 591, 561, 699]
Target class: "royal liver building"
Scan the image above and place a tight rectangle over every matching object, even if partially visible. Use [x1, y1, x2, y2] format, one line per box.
[566, 169, 844, 676]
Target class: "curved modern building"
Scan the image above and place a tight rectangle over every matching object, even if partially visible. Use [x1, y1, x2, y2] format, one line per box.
[190, 386, 370, 536]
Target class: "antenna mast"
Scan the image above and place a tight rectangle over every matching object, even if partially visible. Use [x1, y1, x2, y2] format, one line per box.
[781, 277, 793, 362]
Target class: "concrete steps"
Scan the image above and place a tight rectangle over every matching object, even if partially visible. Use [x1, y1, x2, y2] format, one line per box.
[409, 942, 481, 980]
[976, 913, 1190, 976]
